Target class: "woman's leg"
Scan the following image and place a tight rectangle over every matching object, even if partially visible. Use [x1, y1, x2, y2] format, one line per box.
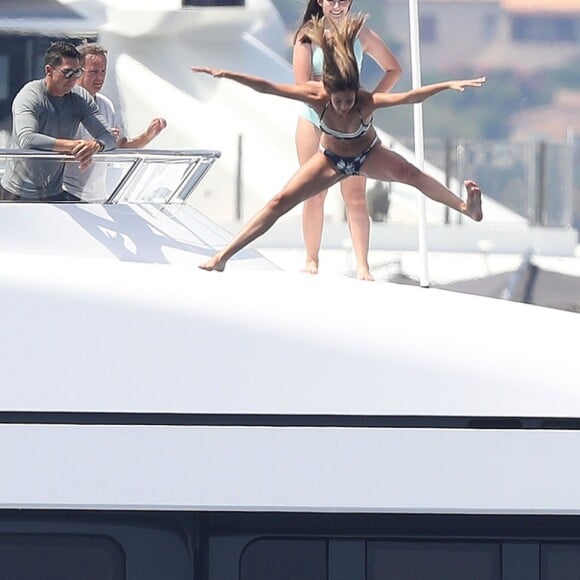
[340, 175, 373, 281]
[363, 146, 483, 221]
[200, 154, 343, 272]
[296, 117, 326, 274]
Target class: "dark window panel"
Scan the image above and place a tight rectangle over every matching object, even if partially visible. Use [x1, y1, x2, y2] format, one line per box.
[240, 538, 326, 580]
[367, 540, 501, 580]
[0, 534, 125, 580]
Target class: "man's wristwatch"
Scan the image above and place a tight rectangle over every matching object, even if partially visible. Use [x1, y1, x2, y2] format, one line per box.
[95, 140, 105, 152]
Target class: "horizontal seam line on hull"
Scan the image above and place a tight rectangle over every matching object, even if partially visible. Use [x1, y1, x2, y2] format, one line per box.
[0, 413, 579, 430]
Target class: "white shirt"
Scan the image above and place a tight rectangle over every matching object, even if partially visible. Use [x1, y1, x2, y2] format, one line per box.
[63, 93, 126, 201]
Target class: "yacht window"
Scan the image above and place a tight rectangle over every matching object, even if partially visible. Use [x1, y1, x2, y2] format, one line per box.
[0, 55, 9, 101]
[0, 533, 125, 579]
[367, 540, 501, 580]
[542, 543, 580, 579]
[240, 538, 326, 580]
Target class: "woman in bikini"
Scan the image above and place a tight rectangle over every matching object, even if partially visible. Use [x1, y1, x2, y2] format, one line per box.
[192, 13, 484, 273]
[294, 0, 401, 280]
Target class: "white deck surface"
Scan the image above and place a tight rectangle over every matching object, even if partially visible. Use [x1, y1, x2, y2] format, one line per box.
[261, 246, 580, 284]
[1, 248, 578, 417]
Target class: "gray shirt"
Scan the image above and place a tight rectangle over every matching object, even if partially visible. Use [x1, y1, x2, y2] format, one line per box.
[1, 79, 116, 199]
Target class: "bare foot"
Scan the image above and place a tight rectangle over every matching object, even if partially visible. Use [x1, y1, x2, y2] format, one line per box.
[301, 259, 319, 275]
[199, 254, 227, 272]
[357, 269, 375, 282]
[464, 180, 483, 222]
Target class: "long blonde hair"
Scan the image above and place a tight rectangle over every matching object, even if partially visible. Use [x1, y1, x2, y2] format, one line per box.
[301, 13, 367, 94]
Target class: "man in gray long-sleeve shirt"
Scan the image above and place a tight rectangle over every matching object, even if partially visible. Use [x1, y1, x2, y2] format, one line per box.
[0, 41, 116, 201]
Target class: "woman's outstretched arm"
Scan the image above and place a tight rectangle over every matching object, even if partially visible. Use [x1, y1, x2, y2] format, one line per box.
[369, 76, 486, 109]
[191, 66, 325, 106]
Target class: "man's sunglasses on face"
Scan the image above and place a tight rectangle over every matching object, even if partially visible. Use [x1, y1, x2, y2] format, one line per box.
[54, 67, 84, 79]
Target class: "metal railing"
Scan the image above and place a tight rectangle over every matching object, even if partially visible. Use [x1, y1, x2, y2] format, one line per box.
[0, 149, 221, 204]
[4, 140, 574, 230]
[398, 138, 576, 228]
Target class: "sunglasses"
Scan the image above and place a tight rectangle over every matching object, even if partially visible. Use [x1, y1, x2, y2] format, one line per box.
[54, 67, 84, 79]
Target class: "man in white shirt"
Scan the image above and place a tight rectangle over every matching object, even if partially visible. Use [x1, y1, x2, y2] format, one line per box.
[63, 43, 167, 201]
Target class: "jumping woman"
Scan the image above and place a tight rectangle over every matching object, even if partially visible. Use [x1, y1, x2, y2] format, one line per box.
[192, 14, 484, 273]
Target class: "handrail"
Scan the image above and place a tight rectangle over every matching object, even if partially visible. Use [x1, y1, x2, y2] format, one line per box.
[0, 148, 221, 160]
[0, 149, 221, 204]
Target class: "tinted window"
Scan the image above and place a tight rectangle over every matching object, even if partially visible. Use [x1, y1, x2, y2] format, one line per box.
[511, 16, 576, 42]
[240, 538, 326, 580]
[542, 543, 580, 579]
[419, 15, 437, 43]
[0, 534, 125, 580]
[368, 540, 501, 580]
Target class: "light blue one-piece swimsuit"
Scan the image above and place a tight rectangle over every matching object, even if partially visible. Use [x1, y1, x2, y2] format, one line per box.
[300, 38, 364, 128]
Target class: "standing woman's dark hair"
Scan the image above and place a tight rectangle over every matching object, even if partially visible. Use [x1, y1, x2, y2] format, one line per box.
[293, 0, 325, 43]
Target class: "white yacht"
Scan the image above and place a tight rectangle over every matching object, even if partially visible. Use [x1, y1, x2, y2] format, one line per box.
[0, 2, 579, 579]
[0, 147, 579, 580]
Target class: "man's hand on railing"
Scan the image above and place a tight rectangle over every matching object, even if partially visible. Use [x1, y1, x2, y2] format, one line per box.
[70, 139, 103, 170]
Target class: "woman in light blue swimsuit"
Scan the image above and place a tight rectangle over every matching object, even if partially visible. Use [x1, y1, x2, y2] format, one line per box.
[293, 0, 402, 280]
[193, 14, 485, 273]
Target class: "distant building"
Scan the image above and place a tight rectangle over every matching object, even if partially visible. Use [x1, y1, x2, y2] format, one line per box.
[510, 90, 580, 142]
[509, 89, 580, 231]
[383, 0, 580, 73]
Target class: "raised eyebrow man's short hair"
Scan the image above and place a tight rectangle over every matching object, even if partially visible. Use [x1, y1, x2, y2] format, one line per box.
[44, 41, 81, 67]
[78, 43, 108, 61]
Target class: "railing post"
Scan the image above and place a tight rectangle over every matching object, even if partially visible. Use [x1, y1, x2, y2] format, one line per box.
[564, 128, 575, 228]
[455, 141, 465, 225]
[235, 134, 243, 221]
[444, 137, 453, 225]
[534, 140, 547, 226]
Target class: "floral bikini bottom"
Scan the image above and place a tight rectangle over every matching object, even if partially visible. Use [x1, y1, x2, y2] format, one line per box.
[321, 136, 379, 176]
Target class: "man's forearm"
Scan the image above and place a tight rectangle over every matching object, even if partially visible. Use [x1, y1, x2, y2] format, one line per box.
[52, 138, 84, 153]
[16, 131, 56, 150]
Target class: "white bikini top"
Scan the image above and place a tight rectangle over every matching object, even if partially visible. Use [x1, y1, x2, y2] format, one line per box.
[319, 102, 373, 140]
